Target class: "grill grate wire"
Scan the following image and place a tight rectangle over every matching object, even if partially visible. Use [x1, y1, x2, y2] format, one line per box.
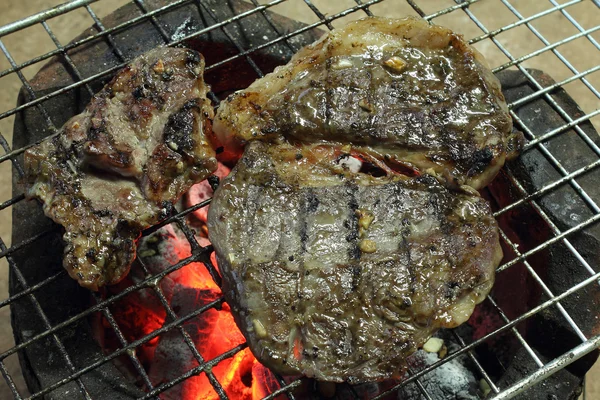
[0, 0, 599, 399]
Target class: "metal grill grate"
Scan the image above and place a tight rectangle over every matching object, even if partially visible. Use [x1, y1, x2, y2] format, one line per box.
[1, 0, 599, 399]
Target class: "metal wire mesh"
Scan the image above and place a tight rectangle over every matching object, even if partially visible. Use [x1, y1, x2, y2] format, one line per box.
[0, 0, 599, 399]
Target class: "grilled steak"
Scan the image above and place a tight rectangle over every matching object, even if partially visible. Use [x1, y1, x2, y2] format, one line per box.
[214, 17, 521, 189]
[24, 47, 217, 290]
[208, 142, 502, 383]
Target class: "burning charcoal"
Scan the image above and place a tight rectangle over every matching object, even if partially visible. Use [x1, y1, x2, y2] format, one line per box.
[251, 360, 281, 398]
[396, 351, 479, 400]
[101, 224, 221, 388]
[344, 380, 399, 400]
[148, 325, 201, 400]
[120, 203, 279, 399]
[148, 285, 221, 398]
[186, 162, 231, 225]
[107, 286, 167, 359]
[216, 348, 281, 399]
[149, 284, 279, 399]
[137, 225, 219, 302]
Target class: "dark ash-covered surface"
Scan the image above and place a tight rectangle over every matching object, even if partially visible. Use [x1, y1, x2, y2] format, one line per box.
[9, 0, 600, 399]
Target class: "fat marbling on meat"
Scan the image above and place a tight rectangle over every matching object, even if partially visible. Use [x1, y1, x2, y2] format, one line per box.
[208, 141, 502, 383]
[214, 17, 521, 190]
[24, 47, 217, 290]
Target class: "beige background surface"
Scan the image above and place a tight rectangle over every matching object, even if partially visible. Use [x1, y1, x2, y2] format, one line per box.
[0, 0, 598, 399]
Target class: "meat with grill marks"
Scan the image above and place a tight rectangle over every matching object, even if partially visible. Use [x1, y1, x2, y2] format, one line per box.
[214, 16, 522, 190]
[24, 47, 217, 290]
[207, 141, 502, 383]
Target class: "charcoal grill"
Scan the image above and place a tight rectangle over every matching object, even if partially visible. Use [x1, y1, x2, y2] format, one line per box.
[2, 0, 600, 399]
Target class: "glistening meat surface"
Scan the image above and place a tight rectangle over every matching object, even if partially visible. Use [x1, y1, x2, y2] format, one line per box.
[24, 47, 217, 290]
[214, 17, 521, 189]
[208, 142, 502, 383]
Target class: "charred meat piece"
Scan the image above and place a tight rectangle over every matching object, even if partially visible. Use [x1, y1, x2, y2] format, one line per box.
[208, 142, 502, 383]
[24, 47, 217, 290]
[214, 17, 521, 189]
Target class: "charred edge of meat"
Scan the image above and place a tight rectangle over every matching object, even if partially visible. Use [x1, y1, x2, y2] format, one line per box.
[163, 99, 201, 153]
[467, 146, 494, 177]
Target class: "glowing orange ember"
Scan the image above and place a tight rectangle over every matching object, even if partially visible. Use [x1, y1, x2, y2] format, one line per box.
[147, 241, 280, 399]
[185, 162, 231, 225]
[103, 170, 280, 400]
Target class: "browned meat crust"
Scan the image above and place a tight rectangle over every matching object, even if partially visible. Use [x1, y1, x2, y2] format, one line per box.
[24, 47, 217, 290]
[208, 141, 502, 383]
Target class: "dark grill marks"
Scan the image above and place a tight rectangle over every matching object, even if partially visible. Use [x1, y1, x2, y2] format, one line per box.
[299, 190, 309, 254]
[345, 183, 361, 260]
[132, 85, 146, 100]
[351, 265, 362, 291]
[399, 233, 415, 294]
[365, 45, 378, 138]
[87, 112, 107, 140]
[306, 190, 320, 213]
[324, 43, 334, 138]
